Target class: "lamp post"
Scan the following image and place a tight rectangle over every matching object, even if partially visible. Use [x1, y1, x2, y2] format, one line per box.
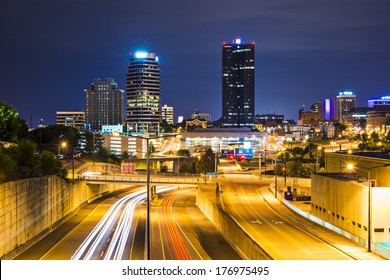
[58, 141, 67, 156]
[347, 163, 390, 252]
[274, 158, 277, 198]
[71, 147, 75, 180]
[129, 133, 178, 260]
[316, 146, 322, 173]
[59, 141, 75, 179]
[259, 151, 262, 177]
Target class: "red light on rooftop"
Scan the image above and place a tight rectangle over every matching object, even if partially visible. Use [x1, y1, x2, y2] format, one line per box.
[251, 41, 255, 45]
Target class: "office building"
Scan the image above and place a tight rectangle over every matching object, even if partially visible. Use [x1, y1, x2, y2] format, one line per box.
[321, 99, 335, 121]
[344, 107, 369, 131]
[126, 51, 161, 134]
[162, 104, 174, 124]
[222, 38, 255, 128]
[336, 91, 356, 123]
[56, 111, 85, 130]
[367, 96, 390, 107]
[84, 78, 124, 132]
[192, 110, 211, 122]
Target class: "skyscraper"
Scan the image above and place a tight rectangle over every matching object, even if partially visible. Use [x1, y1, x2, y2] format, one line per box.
[336, 90, 356, 123]
[126, 51, 161, 134]
[222, 38, 255, 128]
[84, 78, 124, 132]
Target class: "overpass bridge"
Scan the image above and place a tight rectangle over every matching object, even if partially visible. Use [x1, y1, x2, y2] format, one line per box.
[82, 174, 204, 185]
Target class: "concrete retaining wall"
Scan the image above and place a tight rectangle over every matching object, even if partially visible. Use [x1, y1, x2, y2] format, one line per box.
[0, 176, 133, 259]
[196, 184, 272, 260]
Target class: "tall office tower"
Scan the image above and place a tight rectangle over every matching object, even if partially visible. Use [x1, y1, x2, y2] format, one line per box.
[126, 51, 161, 134]
[222, 38, 255, 128]
[336, 90, 356, 123]
[84, 78, 124, 132]
[162, 104, 174, 124]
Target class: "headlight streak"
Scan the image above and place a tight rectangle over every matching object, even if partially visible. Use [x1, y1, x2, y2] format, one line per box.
[71, 186, 178, 260]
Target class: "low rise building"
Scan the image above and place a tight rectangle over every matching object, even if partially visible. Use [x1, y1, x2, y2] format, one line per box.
[311, 152, 390, 248]
[56, 111, 85, 130]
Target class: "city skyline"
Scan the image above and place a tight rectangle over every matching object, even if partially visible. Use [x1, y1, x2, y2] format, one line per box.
[1, 0, 390, 127]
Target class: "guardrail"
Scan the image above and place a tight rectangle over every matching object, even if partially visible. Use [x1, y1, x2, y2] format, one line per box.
[82, 175, 202, 184]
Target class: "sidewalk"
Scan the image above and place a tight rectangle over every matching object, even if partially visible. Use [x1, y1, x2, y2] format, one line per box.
[259, 187, 386, 260]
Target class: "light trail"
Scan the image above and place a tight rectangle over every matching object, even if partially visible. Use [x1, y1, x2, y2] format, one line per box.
[71, 186, 177, 260]
[159, 192, 193, 259]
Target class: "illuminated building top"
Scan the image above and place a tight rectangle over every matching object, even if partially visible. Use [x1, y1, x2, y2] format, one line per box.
[367, 95, 390, 107]
[338, 91, 355, 96]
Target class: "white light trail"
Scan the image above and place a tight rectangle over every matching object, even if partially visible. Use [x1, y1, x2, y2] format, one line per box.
[71, 186, 178, 260]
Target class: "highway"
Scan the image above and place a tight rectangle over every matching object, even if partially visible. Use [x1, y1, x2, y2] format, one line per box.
[14, 159, 360, 260]
[218, 160, 352, 260]
[33, 184, 239, 260]
[150, 187, 241, 260]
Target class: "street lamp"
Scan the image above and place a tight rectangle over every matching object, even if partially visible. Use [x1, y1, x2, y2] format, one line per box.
[58, 141, 76, 180]
[316, 146, 322, 172]
[58, 141, 67, 156]
[274, 158, 278, 198]
[347, 163, 390, 252]
[128, 133, 178, 260]
[258, 151, 262, 177]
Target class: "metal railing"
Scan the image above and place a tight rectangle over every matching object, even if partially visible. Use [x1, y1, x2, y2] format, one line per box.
[82, 174, 202, 184]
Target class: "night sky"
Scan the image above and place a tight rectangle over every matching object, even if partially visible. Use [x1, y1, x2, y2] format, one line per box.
[2, 0, 390, 127]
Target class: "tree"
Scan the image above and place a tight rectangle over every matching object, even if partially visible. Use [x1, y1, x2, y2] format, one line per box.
[195, 148, 215, 174]
[334, 123, 346, 138]
[303, 143, 318, 162]
[176, 149, 190, 157]
[179, 162, 195, 173]
[28, 124, 80, 154]
[0, 100, 23, 142]
[161, 120, 173, 133]
[122, 151, 130, 161]
[0, 144, 17, 181]
[7, 139, 41, 178]
[289, 147, 304, 160]
[40, 150, 68, 178]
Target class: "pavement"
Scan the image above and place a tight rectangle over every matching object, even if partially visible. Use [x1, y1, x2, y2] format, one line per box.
[259, 186, 386, 260]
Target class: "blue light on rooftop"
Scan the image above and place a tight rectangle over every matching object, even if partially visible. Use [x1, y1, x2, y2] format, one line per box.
[134, 51, 148, 59]
[339, 90, 354, 96]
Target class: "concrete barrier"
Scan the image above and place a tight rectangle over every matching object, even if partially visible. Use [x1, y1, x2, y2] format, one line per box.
[196, 184, 272, 260]
[0, 176, 133, 259]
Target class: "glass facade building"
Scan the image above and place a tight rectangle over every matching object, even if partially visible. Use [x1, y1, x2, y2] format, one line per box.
[222, 38, 255, 128]
[126, 51, 161, 134]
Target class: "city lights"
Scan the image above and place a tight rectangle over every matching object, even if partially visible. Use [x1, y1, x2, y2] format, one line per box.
[134, 51, 148, 59]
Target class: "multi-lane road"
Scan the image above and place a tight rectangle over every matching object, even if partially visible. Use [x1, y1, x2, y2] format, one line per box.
[19, 185, 240, 260]
[13, 159, 376, 260]
[218, 159, 354, 260]
[219, 180, 351, 259]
